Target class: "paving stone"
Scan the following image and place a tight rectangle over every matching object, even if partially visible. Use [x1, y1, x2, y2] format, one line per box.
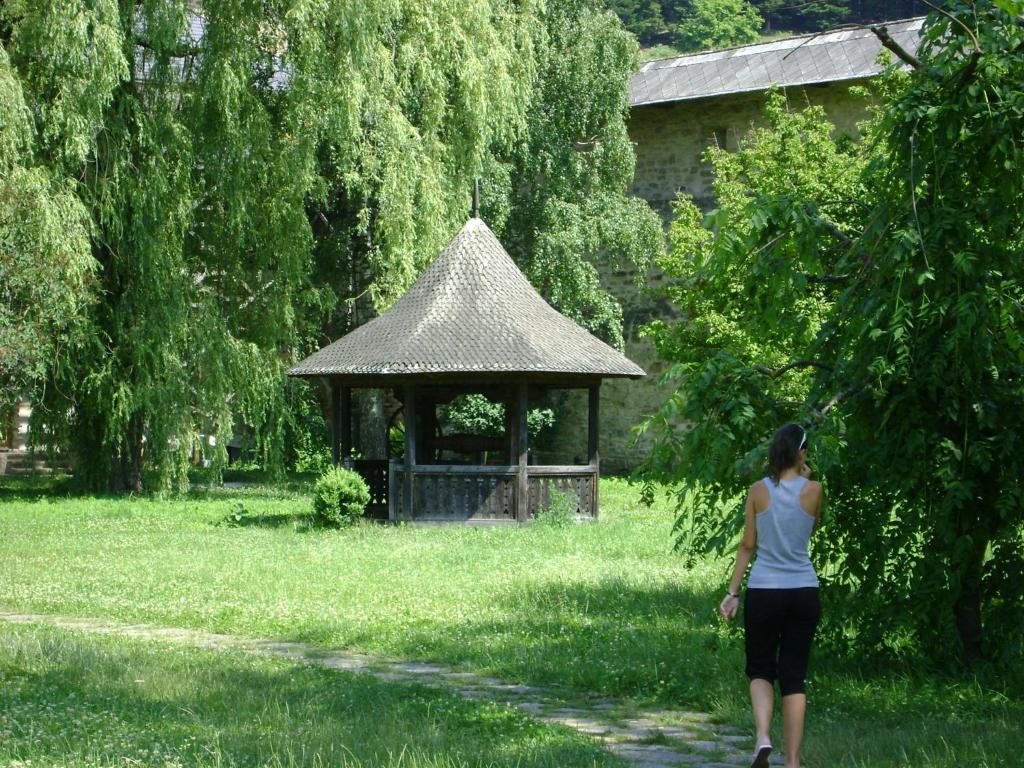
[370, 672, 415, 683]
[685, 740, 722, 753]
[456, 689, 491, 700]
[608, 744, 704, 764]
[488, 683, 541, 694]
[390, 662, 449, 674]
[472, 677, 504, 687]
[439, 671, 479, 680]
[716, 755, 750, 766]
[654, 726, 701, 739]
[574, 723, 615, 735]
[717, 734, 748, 744]
[548, 717, 609, 731]
[545, 707, 590, 719]
[671, 711, 716, 723]
[514, 701, 544, 715]
[258, 641, 308, 653]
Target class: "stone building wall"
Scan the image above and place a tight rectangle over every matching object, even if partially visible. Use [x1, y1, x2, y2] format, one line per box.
[629, 82, 871, 217]
[547, 83, 874, 475]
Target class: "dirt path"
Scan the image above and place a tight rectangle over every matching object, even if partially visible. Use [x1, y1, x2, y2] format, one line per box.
[0, 611, 776, 768]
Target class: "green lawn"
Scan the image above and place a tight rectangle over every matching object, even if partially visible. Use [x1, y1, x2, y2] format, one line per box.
[0, 622, 615, 768]
[1, 475, 1021, 767]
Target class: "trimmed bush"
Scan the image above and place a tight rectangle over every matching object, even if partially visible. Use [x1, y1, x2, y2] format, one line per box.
[312, 466, 370, 527]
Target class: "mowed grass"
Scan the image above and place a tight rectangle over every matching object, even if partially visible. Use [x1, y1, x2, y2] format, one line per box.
[0, 478, 726, 704]
[0, 622, 616, 768]
[1, 475, 1021, 767]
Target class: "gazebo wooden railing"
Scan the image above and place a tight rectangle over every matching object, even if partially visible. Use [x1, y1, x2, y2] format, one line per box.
[389, 463, 598, 522]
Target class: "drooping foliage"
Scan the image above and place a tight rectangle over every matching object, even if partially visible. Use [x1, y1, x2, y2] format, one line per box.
[493, 0, 663, 349]
[642, 2, 1024, 665]
[0, 45, 96, 402]
[2, 0, 659, 491]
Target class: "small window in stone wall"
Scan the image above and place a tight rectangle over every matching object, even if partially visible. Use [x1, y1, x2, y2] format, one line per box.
[712, 126, 729, 151]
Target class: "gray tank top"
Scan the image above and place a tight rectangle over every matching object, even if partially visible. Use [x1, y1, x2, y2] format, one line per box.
[747, 476, 819, 589]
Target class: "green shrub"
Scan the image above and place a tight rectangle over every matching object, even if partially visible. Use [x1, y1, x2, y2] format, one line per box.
[534, 488, 577, 528]
[311, 466, 370, 527]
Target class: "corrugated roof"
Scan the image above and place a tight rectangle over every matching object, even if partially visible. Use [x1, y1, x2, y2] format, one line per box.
[288, 219, 645, 380]
[630, 18, 924, 107]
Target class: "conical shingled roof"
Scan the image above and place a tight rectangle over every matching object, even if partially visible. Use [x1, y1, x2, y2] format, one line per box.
[288, 218, 645, 380]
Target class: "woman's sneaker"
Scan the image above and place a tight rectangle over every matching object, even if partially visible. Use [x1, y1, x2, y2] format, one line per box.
[751, 744, 773, 768]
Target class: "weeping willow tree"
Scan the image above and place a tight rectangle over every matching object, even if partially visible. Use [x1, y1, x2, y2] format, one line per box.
[494, 0, 663, 349]
[0, 45, 96, 404]
[2, 0, 659, 491]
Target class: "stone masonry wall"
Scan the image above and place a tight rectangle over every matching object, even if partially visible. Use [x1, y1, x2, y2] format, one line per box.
[630, 81, 871, 216]
[549, 83, 873, 475]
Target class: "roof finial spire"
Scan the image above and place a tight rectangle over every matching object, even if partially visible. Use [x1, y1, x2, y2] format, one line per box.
[472, 179, 480, 219]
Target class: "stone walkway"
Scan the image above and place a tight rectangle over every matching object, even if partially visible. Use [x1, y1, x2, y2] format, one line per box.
[0, 612, 780, 768]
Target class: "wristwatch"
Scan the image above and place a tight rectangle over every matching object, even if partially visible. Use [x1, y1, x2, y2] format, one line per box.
[725, 590, 739, 599]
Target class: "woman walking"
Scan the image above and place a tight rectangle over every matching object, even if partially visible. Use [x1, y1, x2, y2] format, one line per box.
[719, 424, 822, 768]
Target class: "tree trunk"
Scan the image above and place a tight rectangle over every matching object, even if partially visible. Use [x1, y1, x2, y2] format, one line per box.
[108, 415, 145, 493]
[954, 583, 983, 666]
[952, 531, 988, 666]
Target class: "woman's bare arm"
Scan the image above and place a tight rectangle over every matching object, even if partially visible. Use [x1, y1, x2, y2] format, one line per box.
[720, 483, 762, 620]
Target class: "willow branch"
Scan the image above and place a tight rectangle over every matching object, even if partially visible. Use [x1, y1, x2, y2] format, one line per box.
[803, 205, 855, 247]
[820, 383, 865, 414]
[754, 360, 834, 378]
[803, 272, 853, 284]
[135, 35, 200, 59]
[870, 25, 922, 69]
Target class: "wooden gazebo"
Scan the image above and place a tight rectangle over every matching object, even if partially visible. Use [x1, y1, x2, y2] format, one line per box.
[288, 218, 644, 523]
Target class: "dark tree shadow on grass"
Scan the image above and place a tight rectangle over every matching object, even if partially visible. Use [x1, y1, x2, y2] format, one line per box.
[0, 473, 77, 500]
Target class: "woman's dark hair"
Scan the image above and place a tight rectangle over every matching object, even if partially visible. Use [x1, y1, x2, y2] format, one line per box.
[767, 423, 807, 484]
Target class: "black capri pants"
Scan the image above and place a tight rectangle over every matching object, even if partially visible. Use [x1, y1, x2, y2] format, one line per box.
[744, 587, 821, 696]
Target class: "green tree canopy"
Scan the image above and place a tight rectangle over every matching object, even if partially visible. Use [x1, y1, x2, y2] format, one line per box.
[1, 0, 660, 491]
[673, 0, 762, 51]
[643, 2, 1024, 664]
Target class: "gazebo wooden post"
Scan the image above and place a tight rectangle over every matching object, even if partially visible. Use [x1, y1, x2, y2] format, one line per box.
[330, 380, 341, 466]
[588, 382, 600, 517]
[340, 386, 352, 467]
[403, 384, 417, 520]
[505, 390, 515, 465]
[515, 382, 529, 523]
